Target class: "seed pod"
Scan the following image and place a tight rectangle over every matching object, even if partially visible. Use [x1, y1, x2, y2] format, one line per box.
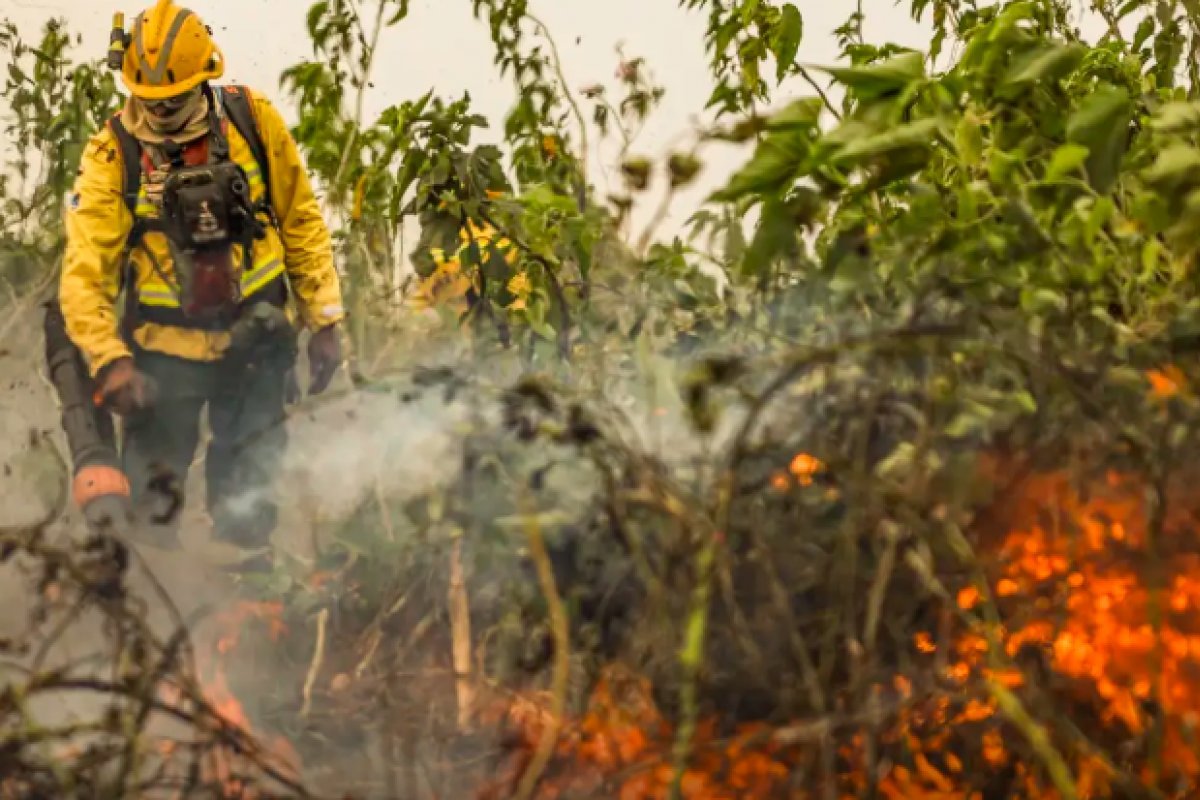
[667, 153, 703, 188]
[620, 156, 652, 191]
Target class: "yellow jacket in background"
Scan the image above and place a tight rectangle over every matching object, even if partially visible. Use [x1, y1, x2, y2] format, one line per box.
[410, 219, 520, 315]
[59, 86, 345, 376]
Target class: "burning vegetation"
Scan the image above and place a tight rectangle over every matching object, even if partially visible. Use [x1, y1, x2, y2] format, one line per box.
[50, 350, 1177, 800]
[159, 473, 1197, 799]
[8, 345, 1200, 800]
[12, 0, 1200, 797]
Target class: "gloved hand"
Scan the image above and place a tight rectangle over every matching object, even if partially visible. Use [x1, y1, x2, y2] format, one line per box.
[96, 357, 153, 416]
[307, 325, 343, 396]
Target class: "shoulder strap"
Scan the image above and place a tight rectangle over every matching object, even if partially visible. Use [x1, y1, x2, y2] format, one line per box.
[217, 85, 273, 215]
[106, 113, 149, 333]
[108, 113, 143, 221]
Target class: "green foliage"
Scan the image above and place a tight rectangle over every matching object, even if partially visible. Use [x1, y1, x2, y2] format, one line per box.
[0, 18, 118, 286]
[13, 2, 1200, 795]
[679, 0, 808, 115]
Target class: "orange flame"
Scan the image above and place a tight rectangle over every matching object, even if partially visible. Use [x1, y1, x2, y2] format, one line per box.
[474, 456, 1200, 798]
[194, 600, 301, 797]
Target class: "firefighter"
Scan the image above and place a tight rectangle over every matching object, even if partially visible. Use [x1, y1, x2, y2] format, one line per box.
[58, 0, 345, 565]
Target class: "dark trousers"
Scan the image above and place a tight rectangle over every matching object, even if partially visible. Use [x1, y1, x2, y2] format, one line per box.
[120, 348, 290, 548]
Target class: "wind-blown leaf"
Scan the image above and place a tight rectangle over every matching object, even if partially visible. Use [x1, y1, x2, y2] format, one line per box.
[709, 127, 810, 202]
[1000, 42, 1085, 90]
[765, 97, 824, 132]
[819, 50, 925, 102]
[1150, 101, 1200, 134]
[955, 115, 984, 166]
[307, 1, 329, 48]
[1045, 143, 1090, 182]
[742, 197, 797, 277]
[387, 0, 411, 25]
[772, 4, 803, 82]
[832, 117, 942, 165]
[1065, 84, 1132, 193]
[1142, 144, 1200, 187]
[1132, 16, 1156, 51]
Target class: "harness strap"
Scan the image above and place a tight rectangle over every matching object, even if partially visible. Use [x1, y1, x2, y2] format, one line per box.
[109, 84, 277, 239]
[106, 84, 286, 332]
[216, 85, 277, 228]
[109, 113, 145, 241]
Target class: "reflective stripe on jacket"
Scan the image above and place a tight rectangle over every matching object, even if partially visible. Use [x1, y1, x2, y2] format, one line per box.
[59, 86, 345, 375]
[132, 140, 286, 319]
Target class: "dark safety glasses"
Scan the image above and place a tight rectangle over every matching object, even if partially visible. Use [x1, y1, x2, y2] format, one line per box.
[145, 88, 199, 117]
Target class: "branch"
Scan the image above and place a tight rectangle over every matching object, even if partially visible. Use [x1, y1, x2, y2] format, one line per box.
[300, 608, 330, 718]
[512, 492, 570, 800]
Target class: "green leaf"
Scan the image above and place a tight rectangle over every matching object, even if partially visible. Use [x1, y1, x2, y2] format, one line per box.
[832, 117, 941, 165]
[306, 1, 329, 44]
[818, 50, 925, 102]
[955, 115, 984, 166]
[1045, 143, 1090, 182]
[874, 442, 942, 481]
[1065, 84, 1132, 193]
[944, 402, 996, 439]
[1020, 286, 1068, 315]
[1142, 238, 1162, 274]
[709, 127, 810, 202]
[765, 97, 823, 131]
[1142, 143, 1200, 187]
[1133, 16, 1156, 51]
[1003, 42, 1089, 91]
[742, 197, 796, 277]
[494, 510, 576, 529]
[387, 0, 411, 25]
[1000, 42, 1085, 91]
[1150, 100, 1200, 134]
[772, 4, 803, 82]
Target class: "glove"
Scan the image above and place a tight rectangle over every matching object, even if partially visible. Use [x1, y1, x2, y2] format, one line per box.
[307, 325, 343, 396]
[95, 357, 153, 416]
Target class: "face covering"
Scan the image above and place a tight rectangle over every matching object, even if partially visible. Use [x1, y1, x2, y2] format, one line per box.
[122, 88, 209, 146]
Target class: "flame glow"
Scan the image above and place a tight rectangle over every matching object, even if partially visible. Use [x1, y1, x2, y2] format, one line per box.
[197, 600, 301, 798]
[473, 457, 1200, 798]
[175, 451, 1200, 798]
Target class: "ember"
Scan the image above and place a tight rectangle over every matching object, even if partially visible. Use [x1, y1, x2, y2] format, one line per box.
[160, 463, 1200, 798]
[476, 666, 796, 799]
[474, 460, 1200, 798]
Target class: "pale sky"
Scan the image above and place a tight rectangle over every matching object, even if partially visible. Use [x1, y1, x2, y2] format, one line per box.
[3, 1, 1114, 241]
[3, 1, 937, 233]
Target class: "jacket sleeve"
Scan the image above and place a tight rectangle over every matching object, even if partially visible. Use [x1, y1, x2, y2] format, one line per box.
[59, 128, 135, 377]
[251, 89, 346, 331]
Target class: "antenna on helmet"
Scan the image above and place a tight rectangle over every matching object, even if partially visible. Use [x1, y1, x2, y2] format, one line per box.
[106, 12, 131, 71]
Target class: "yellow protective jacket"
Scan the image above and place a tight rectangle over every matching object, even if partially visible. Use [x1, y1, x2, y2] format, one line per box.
[410, 219, 520, 314]
[59, 86, 345, 376]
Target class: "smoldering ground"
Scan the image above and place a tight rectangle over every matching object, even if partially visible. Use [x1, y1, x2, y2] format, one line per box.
[0, 270, 976, 799]
[0, 288, 728, 797]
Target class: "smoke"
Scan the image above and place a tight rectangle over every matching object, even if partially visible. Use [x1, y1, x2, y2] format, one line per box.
[276, 378, 477, 536]
[0, 281, 855, 797]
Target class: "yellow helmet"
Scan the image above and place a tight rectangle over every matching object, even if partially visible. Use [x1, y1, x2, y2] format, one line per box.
[121, 0, 224, 100]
